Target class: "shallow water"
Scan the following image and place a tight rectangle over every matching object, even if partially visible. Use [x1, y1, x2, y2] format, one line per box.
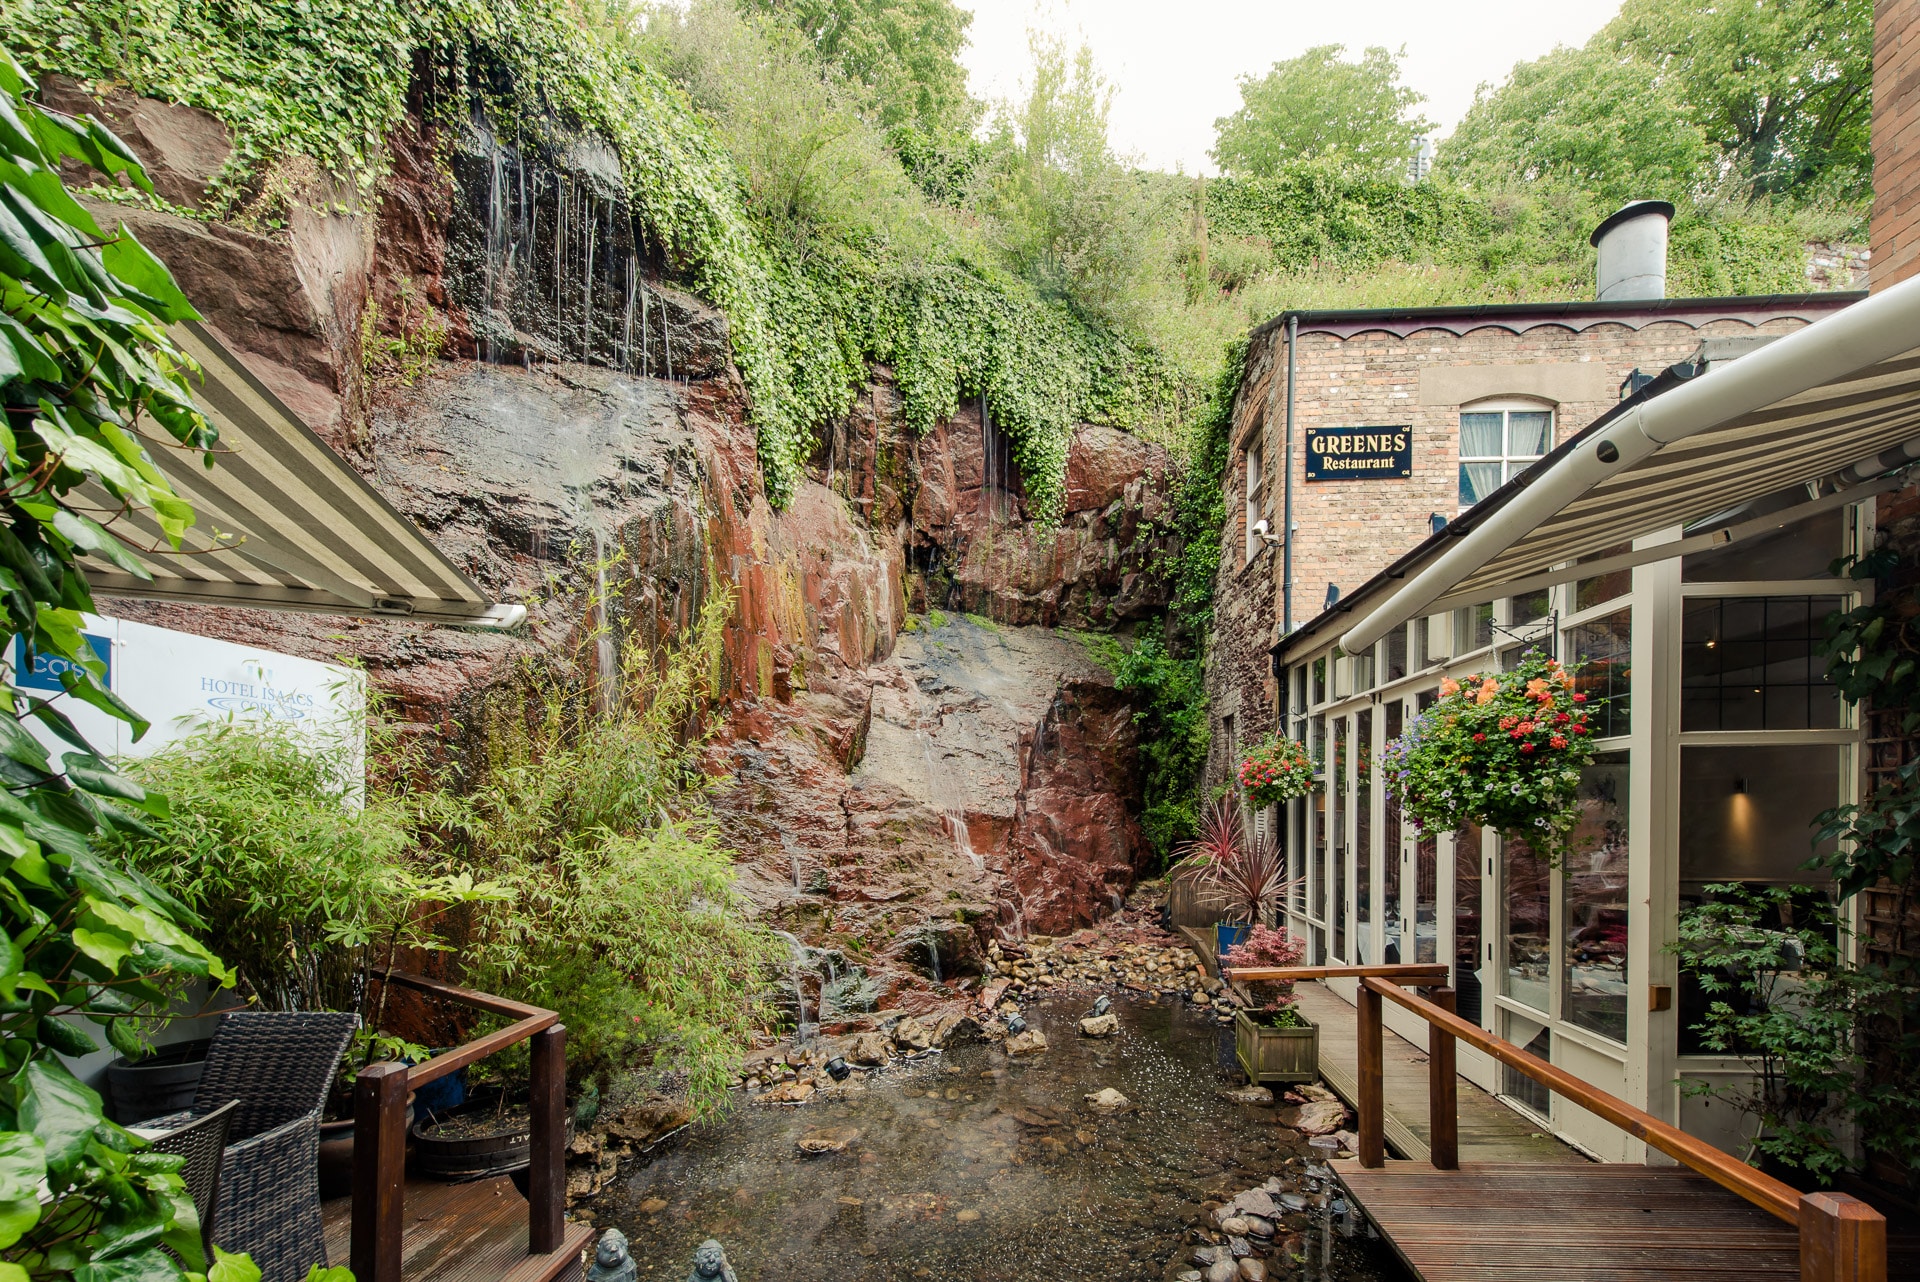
[598, 995, 1408, 1282]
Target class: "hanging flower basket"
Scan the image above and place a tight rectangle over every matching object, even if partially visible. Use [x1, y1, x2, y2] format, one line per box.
[1237, 735, 1316, 809]
[1380, 650, 1599, 862]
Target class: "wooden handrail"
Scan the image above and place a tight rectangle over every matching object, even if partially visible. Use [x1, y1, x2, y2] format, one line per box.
[1356, 976, 1887, 1282]
[1224, 964, 1450, 983]
[351, 972, 567, 1282]
[1362, 976, 1802, 1219]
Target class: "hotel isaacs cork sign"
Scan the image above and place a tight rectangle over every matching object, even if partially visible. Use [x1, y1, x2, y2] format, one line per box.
[1305, 426, 1413, 481]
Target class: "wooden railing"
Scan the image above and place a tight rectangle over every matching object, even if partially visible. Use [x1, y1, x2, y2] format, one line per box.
[1226, 966, 1889, 1282]
[351, 973, 565, 1282]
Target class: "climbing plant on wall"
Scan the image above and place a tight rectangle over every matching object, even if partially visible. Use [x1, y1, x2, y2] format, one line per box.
[8, 0, 1195, 517]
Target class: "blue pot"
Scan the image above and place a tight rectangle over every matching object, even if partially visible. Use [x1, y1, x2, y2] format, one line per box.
[1216, 922, 1250, 957]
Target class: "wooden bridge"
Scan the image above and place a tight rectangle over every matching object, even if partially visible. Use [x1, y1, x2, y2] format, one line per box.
[1228, 965, 1891, 1282]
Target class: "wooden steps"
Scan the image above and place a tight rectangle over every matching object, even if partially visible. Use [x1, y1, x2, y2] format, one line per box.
[1339, 1162, 1800, 1280]
[321, 1177, 592, 1282]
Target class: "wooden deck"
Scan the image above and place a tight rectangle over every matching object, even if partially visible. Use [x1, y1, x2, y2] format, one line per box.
[1339, 1162, 1801, 1281]
[322, 1177, 592, 1282]
[1288, 981, 1582, 1165]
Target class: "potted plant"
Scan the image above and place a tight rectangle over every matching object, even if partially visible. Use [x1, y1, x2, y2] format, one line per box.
[1221, 925, 1317, 1083]
[1238, 735, 1317, 810]
[1380, 650, 1599, 865]
[1174, 799, 1298, 956]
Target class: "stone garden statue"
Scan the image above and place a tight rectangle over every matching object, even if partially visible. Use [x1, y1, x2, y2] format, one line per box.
[687, 1238, 739, 1282]
[586, 1228, 637, 1282]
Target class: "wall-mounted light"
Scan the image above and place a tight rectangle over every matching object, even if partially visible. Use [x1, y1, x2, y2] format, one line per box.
[1429, 512, 1447, 534]
[1324, 582, 1341, 610]
[1734, 777, 1747, 795]
[1704, 638, 1717, 650]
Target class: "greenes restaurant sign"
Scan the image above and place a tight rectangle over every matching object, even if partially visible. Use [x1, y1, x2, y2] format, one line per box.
[1305, 426, 1413, 481]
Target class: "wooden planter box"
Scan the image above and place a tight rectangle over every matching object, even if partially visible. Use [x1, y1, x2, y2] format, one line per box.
[1234, 1007, 1319, 1084]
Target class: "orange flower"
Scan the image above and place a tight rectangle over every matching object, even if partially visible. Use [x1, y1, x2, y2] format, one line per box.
[1475, 681, 1499, 705]
[1439, 678, 1460, 697]
[1526, 678, 1550, 698]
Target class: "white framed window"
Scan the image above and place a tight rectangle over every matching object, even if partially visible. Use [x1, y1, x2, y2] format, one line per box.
[1244, 441, 1265, 564]
[1459, 399, 1554, 508]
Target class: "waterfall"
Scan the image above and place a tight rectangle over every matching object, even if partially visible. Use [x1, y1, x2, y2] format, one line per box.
[925, 929, 943, 984]
[919, 731, 982, 872]
[591, 527, 617, 713]
[774, 931, 814, 1042]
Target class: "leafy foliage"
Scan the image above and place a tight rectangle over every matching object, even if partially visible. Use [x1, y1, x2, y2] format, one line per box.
[1109, 632, 1209, 861]
[102, 718, 415, 1013]
[1212, 45, 1433, 180]
[738, 0, 979, 135]
[436, 575, 785, 1114]
[0, 49, 305, 1281]
[1218, 923, 1305, 1011]
[1670, 884, 1920, 1179]
[14, 0, 1197, 519]
[1442, 0, 1872, 206]
[1382, 652, 1599, 862]
[1171, 797, 1294, 925]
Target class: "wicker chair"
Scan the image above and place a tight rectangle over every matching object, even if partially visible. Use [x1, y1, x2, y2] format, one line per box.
[148, 1098, 238, 1263]
[146, 1012, 356, 1282]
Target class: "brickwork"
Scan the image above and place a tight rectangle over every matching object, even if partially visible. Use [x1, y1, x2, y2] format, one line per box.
[1206, 304, 1852, 767]
[1874, 0, 1920, 289]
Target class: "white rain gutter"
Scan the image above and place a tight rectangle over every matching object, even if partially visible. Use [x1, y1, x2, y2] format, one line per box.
[1337, 271, 1920, 656]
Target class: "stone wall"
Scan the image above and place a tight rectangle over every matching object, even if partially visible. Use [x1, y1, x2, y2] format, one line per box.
[1205, 302, 1854, 783]
[1875, 0, 1920, 290]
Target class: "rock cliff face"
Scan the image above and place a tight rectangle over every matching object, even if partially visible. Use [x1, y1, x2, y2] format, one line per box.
[65, 83, 1180, 999]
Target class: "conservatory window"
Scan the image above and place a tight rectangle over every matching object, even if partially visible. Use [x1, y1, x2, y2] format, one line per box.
[1564, 753, 1631, 1043]
[1681, 596, 1844, 730]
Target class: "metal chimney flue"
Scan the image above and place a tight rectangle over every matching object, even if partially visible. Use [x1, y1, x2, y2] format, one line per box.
[1591, 200, 1675, 301]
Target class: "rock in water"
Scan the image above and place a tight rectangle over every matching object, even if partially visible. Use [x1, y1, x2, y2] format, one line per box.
[1238, 1260, 1268, 1282]
[846, 1031, 891, 1066]
[686, 1239, 737, 1282]
[1004, 1028, 1049, 1056]
[1205, 1261, 1237, 1282]
[757, 1079, 815, 1104]
[892, 1016, 932, 1051]
[1220, 1085, 1273, 1105]
[1278, 1098, 1347, 1135]
[1084, 1087, 1130, 1112]
[1078, 1013, 1118, 1038]
[796, 1127, 860, 1155]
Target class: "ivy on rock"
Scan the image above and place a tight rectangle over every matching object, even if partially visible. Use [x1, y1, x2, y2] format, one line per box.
[12, 0, 1193, 517]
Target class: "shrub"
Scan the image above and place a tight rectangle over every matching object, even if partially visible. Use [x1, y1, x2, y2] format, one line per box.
[440, 578, 785, 1114]
[107, 718, 415, 1013]
[1219, 924, 1306, 1011]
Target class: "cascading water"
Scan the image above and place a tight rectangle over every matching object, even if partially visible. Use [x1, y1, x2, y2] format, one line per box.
[919, 731, 984, 873]
[774, 931, 816, 1043]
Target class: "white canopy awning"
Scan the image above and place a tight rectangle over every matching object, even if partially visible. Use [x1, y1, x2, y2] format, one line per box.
[1331, 274, 1920, 656]
[85, 321, 524, 630]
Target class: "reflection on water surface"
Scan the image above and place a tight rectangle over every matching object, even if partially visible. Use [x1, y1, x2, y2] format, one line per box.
[599, 995, 1408, 1282]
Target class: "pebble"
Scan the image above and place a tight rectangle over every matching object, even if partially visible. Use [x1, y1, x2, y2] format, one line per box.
[1238, 1260, 1268, 1282]
[955, 1209, 981, 1223]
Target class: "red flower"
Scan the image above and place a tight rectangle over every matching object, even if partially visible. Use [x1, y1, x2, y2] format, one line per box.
[1516, 721, 1535, 734]
[1572, 693, 1587, 703]
[1550, 736, 1568, 749]
[1473, 733, 1486, 742]
[1519, 742, 1536, 754]
[1572, 725, 1588, 735]
[1555, 713, 1570, 724]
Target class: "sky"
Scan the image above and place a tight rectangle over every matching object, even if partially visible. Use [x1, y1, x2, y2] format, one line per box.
[956, 1, 1626, 175]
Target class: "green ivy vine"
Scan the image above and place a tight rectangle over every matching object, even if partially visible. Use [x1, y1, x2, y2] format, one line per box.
[8, 0, 1192, 516]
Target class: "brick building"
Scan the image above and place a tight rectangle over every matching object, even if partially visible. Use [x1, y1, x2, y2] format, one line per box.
[1205, 281, 1860, 788]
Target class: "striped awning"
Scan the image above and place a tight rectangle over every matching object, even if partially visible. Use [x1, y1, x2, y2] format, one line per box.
[83, 321, 523, 629]
[1447, 347, 1920, 601]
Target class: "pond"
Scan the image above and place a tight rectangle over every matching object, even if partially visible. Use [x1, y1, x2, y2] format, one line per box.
[595, 994, 1410, 1282]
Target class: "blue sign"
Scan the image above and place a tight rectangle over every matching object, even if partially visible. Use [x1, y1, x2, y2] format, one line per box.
[14, 633, 111, 693]
[1305, 426, 1413, 481]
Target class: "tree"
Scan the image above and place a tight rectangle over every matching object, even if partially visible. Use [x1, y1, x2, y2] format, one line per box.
[1440, 44, 1712, 205]
[1440, 0, 1871, 206]
[741, 0, 979, 135]
[1211, 45, 1434, 180]
[984, 33, 1165, 326]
